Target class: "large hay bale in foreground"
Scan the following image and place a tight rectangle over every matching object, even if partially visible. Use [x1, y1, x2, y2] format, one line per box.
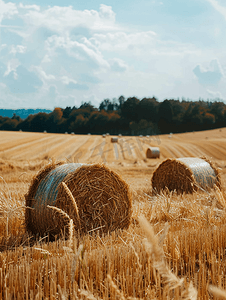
[25, 162, 132, 238]
[152, 157, 221, 194]
[146, 147, 160, 158]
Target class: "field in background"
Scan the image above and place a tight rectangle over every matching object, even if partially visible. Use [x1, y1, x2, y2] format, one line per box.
[1, 128, 226, 298]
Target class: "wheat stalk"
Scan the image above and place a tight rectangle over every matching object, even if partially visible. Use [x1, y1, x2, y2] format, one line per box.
[47, 205, 74, 243]
[138, 215, 197, 299]
[107, 274, 126, 300]
[208, 285, 226, 299]
[78, 289, 98, 300]
[47, 205, 71, 222]
[61, 181, 81, 230]
[215, 184, 226, 209]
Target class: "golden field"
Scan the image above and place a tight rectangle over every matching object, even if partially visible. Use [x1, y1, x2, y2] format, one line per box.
[1, 128, 226, 299]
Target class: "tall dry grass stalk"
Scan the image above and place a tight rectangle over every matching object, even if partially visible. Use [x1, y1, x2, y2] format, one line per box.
[61, 181, 81, 231]
[2, 173, 226, 298]
[208, 285, 226, 299]
[138, 216, 197, 300]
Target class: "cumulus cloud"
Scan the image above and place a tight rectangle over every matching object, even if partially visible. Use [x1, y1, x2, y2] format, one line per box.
[99, 4, 116, 23]
[19, 4, 117, 34]
[207, 89, 223, 99]
[0, 0, 17, 23]
[18, 3, 40, 11]
[193, 59, 224, 85]
[0, 0, 225, 108]
[90, 31, 157, 52]
[45, 35, 109, 69]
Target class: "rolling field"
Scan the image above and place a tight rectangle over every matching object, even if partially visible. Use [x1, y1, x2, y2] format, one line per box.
[1, 128, 226, 299]
[2, 128, 226, 162]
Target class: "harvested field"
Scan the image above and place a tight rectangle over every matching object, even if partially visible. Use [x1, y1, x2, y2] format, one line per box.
[2, 128, 226, 298]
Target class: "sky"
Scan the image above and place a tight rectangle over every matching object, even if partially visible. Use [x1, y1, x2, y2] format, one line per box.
[0, 0, 226, 109]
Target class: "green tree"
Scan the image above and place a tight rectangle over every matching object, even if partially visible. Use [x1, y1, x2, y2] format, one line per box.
[158, 100, 173, 133]
[137, 97, 158, 122]
[121, 97, 140, 121]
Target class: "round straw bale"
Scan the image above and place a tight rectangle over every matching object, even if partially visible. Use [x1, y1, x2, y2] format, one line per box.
[146, 147, 160, 159]
[111, 137, 118, 143]
[25, 162, 132, 238]
[151, 157, 221, 194]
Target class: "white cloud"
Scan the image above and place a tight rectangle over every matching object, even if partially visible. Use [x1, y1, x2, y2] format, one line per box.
[45, 35, 109, 69]
[207, 0, 226, 20]
[99, 4, 115, 23]
[0, 0, 17, 23]
[193, 58, 224, 85]
[18, 3, 40, 11]
[19, 4, 118, 34]
[109, 58, 128, 72]
[90, 31, 157, 52]
[41, 54, 51, 63]
[0, 1, 226, 108]
[32, 66, 55, 81]
[207, 89, 223, 99]
[10, 45, 26, 55]
[61, 76, 77, 85]
[4, 58, 20, 77]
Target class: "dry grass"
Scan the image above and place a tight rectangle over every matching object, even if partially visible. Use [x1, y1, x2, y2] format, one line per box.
[2, 130, 226, 298]
[1, 172, 226, 299]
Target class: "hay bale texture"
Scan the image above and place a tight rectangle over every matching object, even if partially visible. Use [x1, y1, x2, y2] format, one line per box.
[111, 137, 118, 143]
[25, 162, 132, 238]
[152, 157, 221, 194]
[146, 147, 160, 158]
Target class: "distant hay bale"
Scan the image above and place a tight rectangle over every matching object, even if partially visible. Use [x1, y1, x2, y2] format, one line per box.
[146, 147, 160, 159]
[111, 137, 118, 143]
[25, 162, 132, 238]
[152, 157, 221, 194]
[102, 134, 106, 138]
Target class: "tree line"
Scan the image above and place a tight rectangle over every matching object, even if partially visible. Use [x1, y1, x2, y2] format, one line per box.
[0, 96, 226, 135]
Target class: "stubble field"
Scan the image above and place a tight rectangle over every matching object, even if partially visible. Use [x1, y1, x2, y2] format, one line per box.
[1, 128, 226, 299]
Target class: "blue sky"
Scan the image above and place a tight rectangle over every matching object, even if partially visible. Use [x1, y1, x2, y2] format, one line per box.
[0, 0, 226, 109]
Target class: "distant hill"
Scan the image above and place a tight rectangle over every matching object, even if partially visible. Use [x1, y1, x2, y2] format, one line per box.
[0, 109, 52, 119]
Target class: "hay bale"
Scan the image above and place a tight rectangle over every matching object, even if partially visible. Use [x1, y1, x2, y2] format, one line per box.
[111, 137, 118, 143]
[25, 162, 132, 238]
[152, 157, 221, 194]
[146, 147, 160, 159]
